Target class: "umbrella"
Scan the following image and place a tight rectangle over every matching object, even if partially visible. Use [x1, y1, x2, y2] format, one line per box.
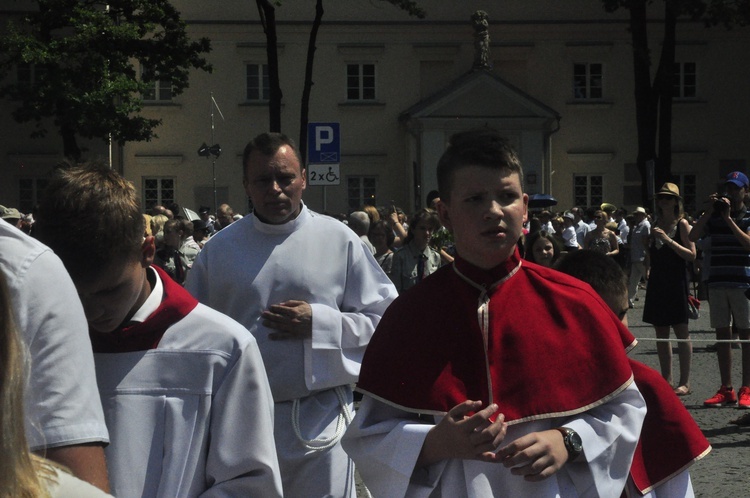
[528, 193, 558, 209]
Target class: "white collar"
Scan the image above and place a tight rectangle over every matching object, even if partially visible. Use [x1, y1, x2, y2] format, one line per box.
[129, 266, 164, 323]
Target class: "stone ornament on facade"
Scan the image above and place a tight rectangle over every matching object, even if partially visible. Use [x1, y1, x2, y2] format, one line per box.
[472, 10, 491, 70]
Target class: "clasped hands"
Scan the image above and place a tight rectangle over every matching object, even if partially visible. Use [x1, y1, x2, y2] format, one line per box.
[262, 300, 313, 340]
[418, 400, 570, 482]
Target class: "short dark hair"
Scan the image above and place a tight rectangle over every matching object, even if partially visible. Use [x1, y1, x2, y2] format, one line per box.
[437, 128, 523, 202]
[242, 132, 302, 179]
[35, 162, 144, 284]
[555, 250, 627, 305]
[404, 208, 441, 245]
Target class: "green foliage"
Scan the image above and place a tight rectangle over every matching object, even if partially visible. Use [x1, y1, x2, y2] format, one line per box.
[0, 0, 212, 157]
[382, 0, 426, 18]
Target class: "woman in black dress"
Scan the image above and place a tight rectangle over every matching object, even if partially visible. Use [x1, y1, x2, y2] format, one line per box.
[643, 183, 697, 395]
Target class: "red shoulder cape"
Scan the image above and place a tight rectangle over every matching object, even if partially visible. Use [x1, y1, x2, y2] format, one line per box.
[358, 250, 635, 423]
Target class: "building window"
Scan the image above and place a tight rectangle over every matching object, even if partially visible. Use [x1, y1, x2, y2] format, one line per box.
[573, 63, 603, 100]
[574, 175, 603, 208]
[143, 177, 174, 210]
[16, 62, 48, 86]
[18, 177, 49, 214]
[246, 63, 269, 101]
[141, 66, 172, 102]
[672, 173, 697, 215]
[673, 62, 697, 99]
[347, 176, 377, 211]
[347, 63, 376, 101]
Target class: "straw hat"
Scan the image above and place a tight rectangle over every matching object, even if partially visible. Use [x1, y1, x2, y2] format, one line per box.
[656, 182, 681, 199]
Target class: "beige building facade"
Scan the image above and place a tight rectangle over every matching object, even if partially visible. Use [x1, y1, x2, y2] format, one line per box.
[2, 0, 750, 218]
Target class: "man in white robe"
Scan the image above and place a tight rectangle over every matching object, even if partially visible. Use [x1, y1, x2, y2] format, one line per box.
[186, 132, 398, 497]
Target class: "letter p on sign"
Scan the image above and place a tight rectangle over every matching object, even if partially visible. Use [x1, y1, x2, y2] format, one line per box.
[308, 122, 340, 163]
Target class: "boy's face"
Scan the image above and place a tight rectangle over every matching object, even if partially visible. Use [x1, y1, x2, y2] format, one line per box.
[603, 290, 629, 326]
[438, 165, 528, 269]
[75, 240, 154, 333]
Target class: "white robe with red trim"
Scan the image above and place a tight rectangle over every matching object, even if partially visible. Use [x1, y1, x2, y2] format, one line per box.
[95, 268, 282, 497]
[343, 252, 647, 497]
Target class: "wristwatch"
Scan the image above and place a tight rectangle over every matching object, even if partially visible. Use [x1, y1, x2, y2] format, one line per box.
[555, 427, 583, 461]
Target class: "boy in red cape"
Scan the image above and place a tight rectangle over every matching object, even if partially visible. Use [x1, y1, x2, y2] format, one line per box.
[343, 128, 647, 497]
[556, 250, 710, 496]
[35, 163, 283, 497]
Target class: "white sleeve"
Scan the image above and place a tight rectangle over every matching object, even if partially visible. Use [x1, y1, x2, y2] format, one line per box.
[202, 337, 283, 497]
[560, 381, 647, 497]
[304, 247, 398, 391]
[14, 249, 109, 450]
[342, 396, 446, 498]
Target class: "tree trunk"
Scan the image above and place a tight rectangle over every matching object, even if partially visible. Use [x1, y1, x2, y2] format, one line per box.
[257, 0, 282, 132]
[655, 0, 678, 188]
[627, 0, 658, 206]
[61, 123, 81, 161]
[299, 0, 324, 165]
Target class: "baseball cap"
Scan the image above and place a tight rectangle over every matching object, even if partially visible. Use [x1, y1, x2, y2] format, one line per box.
[725, 171, 749, 188]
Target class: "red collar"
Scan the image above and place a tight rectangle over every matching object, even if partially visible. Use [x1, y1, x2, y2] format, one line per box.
[90, 266, 198, 353]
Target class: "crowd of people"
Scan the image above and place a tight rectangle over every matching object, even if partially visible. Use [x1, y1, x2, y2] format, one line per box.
[0, 128, 747, 496]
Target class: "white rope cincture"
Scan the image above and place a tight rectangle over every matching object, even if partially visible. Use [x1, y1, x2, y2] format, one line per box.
[291, 386, 353, 451]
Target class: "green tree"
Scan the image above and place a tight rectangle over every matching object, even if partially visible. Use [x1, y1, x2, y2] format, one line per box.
[254, 0, 425, 160]
[602, 0, 750, 204]
[0, 0, 212, 160]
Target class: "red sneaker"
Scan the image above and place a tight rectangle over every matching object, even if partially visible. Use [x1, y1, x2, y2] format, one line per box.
[703, 385, 737, 407]
[738, 386, 750, 409]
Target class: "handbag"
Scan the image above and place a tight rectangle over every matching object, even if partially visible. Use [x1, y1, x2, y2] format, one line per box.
[687, 294, 700, 320]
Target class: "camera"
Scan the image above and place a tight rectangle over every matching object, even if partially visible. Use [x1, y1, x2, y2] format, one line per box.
[713, 195, 730, 214]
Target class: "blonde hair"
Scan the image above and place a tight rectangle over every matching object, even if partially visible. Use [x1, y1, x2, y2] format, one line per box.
[0, 272, 52, 497]
[151, 214, 169, 235]
[143, 214, 154, 237]
[362, 205, 380, 224]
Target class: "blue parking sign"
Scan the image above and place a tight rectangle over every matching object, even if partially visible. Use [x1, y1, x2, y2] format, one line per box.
[308, 122, 340, 163]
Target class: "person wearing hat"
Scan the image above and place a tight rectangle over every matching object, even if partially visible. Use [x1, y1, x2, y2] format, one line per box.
[601, 202, 617, 223]
[1, 206, 23, 229]
[643, 183, 696, 397]
[561, 211, 579, 251]
[689, 171, 750, 409]
[198, 205, 217, 235]
[627, 207, 651, 308]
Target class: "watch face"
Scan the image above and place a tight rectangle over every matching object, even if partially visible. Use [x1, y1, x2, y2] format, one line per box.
[568, 431, 583, 453]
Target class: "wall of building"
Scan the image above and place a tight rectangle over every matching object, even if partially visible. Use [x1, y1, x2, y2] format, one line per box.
[2, 1, 749, 219]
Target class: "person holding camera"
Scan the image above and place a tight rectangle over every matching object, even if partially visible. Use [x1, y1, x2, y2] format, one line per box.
[689, 171, 750, 409]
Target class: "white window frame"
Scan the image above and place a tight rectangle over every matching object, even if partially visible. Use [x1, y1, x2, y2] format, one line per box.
[673, 62, 697, 99]
[346, 63, 376, 101]
[573, 63, 604, 100]
[347, 176, 377, 211]
[143, 177, 175, 210]
[18, 177, 49, 214]
[573, 174, 603, 207]
[672, 173, 697, 215]
[246, 63, 269, 101]
[141, 66, 172, 102]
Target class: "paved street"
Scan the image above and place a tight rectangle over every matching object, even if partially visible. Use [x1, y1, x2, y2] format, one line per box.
[627, 295, 750, 496]
[356, 294, 750, 497]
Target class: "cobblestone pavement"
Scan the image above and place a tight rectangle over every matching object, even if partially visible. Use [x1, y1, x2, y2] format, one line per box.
[627, 296, 750, 496]
[356, 294, 750, 497]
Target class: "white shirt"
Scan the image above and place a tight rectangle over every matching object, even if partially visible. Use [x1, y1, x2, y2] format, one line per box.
[0, 220, 109, 450]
